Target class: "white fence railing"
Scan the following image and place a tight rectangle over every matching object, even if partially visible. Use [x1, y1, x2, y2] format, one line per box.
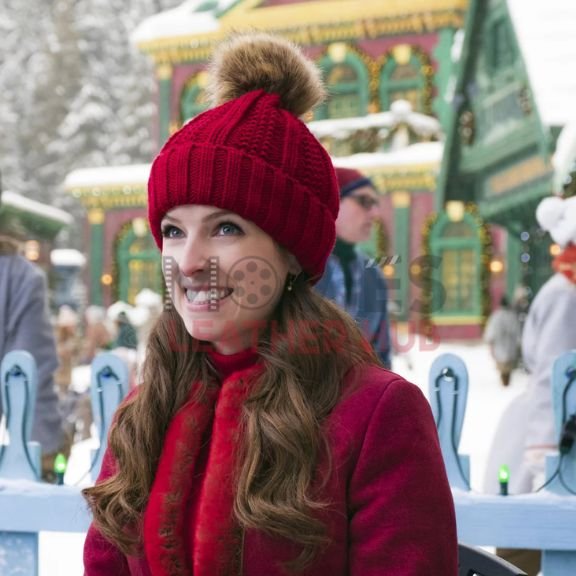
[1, 349, 576, 575]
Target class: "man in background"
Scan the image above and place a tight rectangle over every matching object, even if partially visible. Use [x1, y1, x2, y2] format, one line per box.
[315, 167, 391, 369]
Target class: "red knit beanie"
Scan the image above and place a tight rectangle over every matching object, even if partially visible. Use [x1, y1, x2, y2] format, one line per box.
[148, 34, 339, 281]
[335, 167, 374, 198]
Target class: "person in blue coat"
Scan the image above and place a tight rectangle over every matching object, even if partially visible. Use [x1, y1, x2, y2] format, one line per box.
[315, 167, 391, 369]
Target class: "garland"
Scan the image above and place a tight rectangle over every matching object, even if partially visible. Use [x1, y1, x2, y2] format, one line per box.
[419, 211, 438, 338]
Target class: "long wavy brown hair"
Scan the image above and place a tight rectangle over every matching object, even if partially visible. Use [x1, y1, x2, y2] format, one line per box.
[83, 277, 379, 569]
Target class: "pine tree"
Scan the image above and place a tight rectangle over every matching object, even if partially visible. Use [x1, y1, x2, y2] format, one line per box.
[0, 0, 182, 209]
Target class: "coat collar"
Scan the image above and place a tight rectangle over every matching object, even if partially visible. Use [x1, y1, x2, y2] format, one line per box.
[143, 360, 261, 576]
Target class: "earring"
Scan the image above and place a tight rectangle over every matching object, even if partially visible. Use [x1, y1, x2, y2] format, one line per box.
[286, 275, 295, 292]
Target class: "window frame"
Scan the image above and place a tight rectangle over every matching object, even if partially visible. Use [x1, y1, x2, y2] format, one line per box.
[316, 52, 370, 120]
[380, 51, 426, 112]
[429, 212, 483, 318]
[180, 74, 209, 123]
[116, 223, 163, 305]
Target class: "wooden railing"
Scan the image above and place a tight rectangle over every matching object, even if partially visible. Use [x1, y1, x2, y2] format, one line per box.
[430, 350, 576, 576]
[1, 348, 576, 575]
[0, 351, 128, 576]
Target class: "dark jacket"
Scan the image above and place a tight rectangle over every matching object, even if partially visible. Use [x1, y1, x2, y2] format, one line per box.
[0, 249, 63, 453]
[315, 251, 391, 368]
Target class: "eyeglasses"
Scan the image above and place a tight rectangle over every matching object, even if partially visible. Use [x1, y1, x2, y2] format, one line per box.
[348, 194, 379, 210]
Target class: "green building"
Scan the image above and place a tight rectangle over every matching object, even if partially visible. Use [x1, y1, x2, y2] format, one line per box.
[431, 0, 576, 338]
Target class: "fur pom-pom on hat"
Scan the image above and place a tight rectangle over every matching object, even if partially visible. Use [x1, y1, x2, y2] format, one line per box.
[207, 32, 326, 117]
[536, 195, 576, 248]
[148, 32, 338, 281]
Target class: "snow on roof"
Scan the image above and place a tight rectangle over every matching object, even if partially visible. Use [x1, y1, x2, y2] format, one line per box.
[1, 191, 73, 226]
[50, 249, 87, 268]
[451, 28, 465, 62]
[308, 101, 441, 140]
[132, 0, 237, 44]
[332, 142, 443, 169]
[507, 0, 576, 127]
[552, 120, 576, 193]
[64, 164, 150, 190]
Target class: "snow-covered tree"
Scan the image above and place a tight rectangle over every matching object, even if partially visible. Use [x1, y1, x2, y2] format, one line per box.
[0, 0, 181, 208]
[0, 0, 58, 202]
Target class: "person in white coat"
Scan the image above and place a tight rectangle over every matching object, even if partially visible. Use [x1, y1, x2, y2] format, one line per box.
[493, 195, 576, 575]
[522, 195, 576, 487]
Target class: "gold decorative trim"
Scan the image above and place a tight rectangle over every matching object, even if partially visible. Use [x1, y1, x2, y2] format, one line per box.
[488, 155, 552, 197]
[139, 9, 466, 65]
[377, 162, 439, 173]
[431, 315, 483, 326]
[369, 171, 437, 193]
[196, 70, 209, 88]
[156, 63, 173, 80]
[392, 44, 412, 66]
[220, 1, 467, 31]
[391, 190, 412, 208]
[81, 195, 148, 210]
[71, 184, 147, 210]
[68, 184, 147, 196]
[87, 209, 105, 225]
[327, 42, 347, 63]
[385, 175, 436, 191]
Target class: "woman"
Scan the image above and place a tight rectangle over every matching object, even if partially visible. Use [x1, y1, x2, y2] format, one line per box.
[83, 33, 457, 575]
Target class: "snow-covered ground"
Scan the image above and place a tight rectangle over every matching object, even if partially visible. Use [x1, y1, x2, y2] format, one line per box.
[38, 338, 528, 575]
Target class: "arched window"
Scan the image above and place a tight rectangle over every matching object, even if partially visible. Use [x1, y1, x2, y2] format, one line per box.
[116, 220, 163, 305]
[317, 51, 369, 120]
[180, 72, 209, 123]
[380, 46, 426, 112]
[429, 214, 483, 317]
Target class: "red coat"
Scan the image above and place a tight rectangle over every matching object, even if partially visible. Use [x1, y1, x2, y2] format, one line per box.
[84, 365, 457, 575]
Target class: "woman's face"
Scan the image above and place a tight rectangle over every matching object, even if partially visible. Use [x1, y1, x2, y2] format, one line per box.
[161, 205, 294, 354]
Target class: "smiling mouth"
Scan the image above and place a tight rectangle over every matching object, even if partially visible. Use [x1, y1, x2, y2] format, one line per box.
[185, 288, 233, 304]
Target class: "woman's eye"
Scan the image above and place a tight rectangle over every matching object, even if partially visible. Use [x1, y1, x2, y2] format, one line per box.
[216, 222, 243, 236]
[161, 225, 183, 239]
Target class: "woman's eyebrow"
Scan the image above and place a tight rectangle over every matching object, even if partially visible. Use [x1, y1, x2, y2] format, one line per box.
[202, 209, 237, 223]
[161, 214, 179, 225]
[161, 209, 236, 226]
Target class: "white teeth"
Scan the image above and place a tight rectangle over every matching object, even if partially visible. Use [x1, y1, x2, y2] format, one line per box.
[185, 288, 230, 303]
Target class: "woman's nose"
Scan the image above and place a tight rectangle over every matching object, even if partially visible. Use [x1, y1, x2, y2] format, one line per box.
[169, 236, 211, 278]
